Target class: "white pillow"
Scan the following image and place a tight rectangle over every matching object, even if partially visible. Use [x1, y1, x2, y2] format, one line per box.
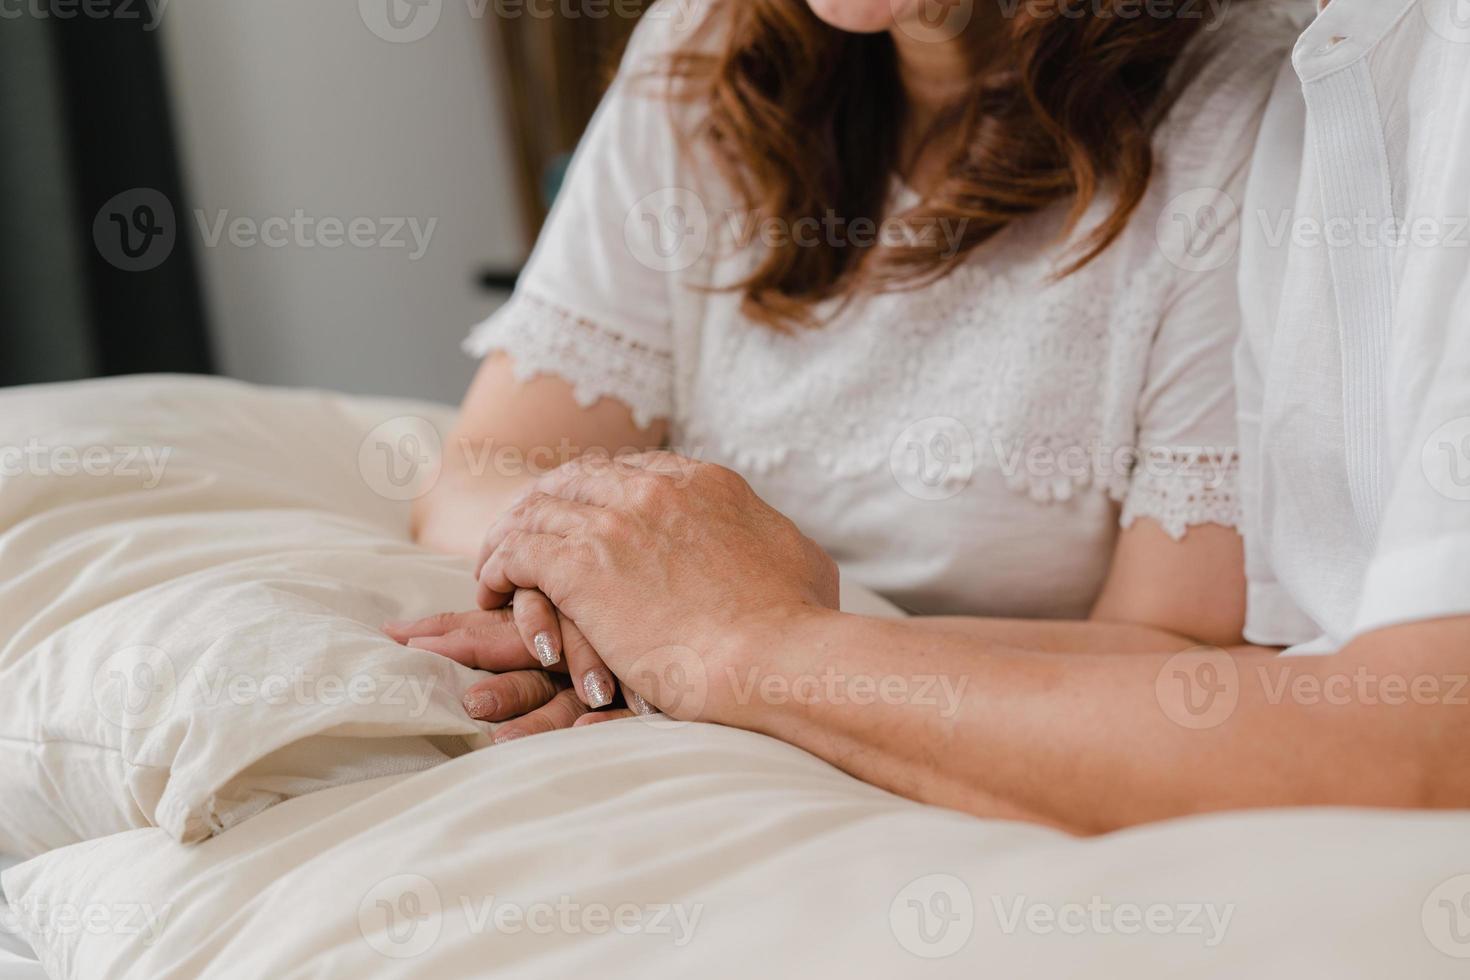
[5, 719, 1468, 979]
[0, 376, 495, 854]
[0, 375, 903, 855]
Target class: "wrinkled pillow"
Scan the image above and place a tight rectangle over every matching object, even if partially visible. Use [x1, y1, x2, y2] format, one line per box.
[0, 375, 493, 853]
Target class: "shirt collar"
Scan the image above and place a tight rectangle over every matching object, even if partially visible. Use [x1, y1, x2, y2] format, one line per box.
[1291, 0, 1420, 81]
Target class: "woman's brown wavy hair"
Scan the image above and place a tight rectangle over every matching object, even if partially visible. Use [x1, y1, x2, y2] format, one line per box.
[664, 0, 1223, 328]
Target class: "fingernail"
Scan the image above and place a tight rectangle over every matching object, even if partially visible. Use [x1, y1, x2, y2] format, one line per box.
[406, 637, 439, 652]
[493, 728, 526, 745]
[627, 690, 657, 716]
[583, 670, 613, 708]
[463, 690, 498, 720]
[533, 631, 560, 667]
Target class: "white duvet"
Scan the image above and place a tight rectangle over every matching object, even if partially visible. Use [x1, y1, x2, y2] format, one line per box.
[2, 376, 1469, 979]
[0, 377, 499, 854]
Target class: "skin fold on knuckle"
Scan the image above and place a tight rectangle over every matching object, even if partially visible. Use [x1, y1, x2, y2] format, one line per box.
[483, 533, 527, 592]
[514, 592, 553, 629]
[415, 612, 460, 636]
[554, 689, 592, 726]
[503, 670, 557, 711]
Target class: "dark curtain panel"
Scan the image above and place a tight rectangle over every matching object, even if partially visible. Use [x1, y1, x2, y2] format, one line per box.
[0, 0, 213, 387]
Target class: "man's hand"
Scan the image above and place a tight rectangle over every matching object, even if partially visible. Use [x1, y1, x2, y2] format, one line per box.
[472, 452, 840, 720]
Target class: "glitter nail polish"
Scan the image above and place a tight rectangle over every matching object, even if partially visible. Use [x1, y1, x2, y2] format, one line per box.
[533, 631, 560, 667]
[583, 671, 612, 708]
[463, 690, 498, 719]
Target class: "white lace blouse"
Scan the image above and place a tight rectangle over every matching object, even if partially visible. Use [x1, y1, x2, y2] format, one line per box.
[466, 2, 1299, 618]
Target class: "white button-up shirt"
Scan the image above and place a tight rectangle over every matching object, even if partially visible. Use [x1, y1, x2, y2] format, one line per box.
[1238, 0, 1470, 652]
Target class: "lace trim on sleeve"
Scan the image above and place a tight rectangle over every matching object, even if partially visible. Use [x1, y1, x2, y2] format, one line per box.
[1120, 449, 1242, 540]
[462, 292, 673, 429]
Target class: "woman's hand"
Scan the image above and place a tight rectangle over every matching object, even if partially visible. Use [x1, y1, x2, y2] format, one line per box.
[472, 452, 840, 722]
[385, 592, 643, 741]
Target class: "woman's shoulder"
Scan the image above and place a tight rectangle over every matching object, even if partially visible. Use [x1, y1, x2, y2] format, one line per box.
[618, 0, 728, 75]
[601, 0, 731, 154]
[1152, 1, 1312, 185]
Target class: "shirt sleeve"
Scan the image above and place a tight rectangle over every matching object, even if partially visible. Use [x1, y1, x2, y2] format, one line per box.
[1119, 246, 1244, 540]
[1234, 56, 1324, 648]
[1119, 6, 1303, 542]
[1115, 16, 1287, 540]
[1353, 262, 1470, 636]
[463, 5, 698, 429]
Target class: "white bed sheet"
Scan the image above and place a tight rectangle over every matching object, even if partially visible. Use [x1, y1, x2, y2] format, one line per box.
[0, 950, 45, 980]
[7, 719, 1470, 979]
[0, 856, 43, 980]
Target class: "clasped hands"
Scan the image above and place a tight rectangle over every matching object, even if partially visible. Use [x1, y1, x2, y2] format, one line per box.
[385, 452, 840, 741]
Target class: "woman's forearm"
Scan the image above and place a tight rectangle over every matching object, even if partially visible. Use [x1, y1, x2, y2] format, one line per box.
[412, 356, 668, 558]
[412, 456, 530, 558]
[710, 609, 1445, 833]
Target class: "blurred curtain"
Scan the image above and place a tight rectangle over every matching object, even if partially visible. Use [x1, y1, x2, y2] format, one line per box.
[0, 1, 212, 387]
[491, 1, 654, 252]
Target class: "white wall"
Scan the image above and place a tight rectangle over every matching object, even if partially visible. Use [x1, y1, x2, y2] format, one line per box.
[160, 0, 525, 402]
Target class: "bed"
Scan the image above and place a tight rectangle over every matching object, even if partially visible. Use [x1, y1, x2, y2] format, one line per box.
[0, 855, 47, 980]
[1, 375, 1467, 979]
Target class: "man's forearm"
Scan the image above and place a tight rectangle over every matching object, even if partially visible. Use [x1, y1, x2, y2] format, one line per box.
[710, 610, 1459, 833]
[878, 613, 1211, 656]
